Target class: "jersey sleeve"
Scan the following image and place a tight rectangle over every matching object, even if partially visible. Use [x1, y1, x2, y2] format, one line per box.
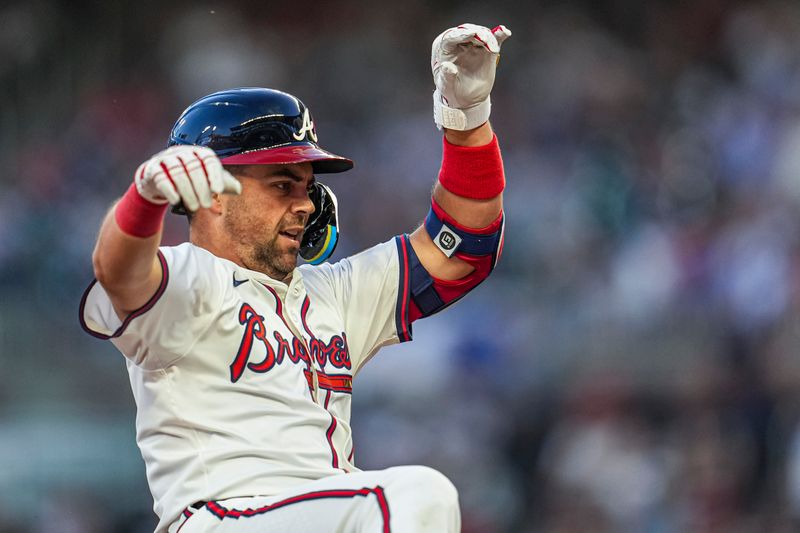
[310, 235, 413, 374]
[79, 244, 227, 370]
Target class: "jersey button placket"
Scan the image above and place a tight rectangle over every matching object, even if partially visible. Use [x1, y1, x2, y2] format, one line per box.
[284, 284, 320, 404]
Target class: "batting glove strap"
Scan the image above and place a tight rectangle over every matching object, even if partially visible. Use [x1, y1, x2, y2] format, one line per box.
[431, 23, 511, 131]
[433, 90, 491, 131]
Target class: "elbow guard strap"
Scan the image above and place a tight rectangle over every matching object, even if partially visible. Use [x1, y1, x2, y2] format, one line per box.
[424, 199, 504, 264]
[406, 200, 504, 320]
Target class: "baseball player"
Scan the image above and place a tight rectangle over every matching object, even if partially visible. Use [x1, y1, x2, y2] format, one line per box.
[80, 23, 510, 532]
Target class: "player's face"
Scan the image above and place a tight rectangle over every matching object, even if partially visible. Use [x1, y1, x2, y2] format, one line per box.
[221, 163, 316, 280]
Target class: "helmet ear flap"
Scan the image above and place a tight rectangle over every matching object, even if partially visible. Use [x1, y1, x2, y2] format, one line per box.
[300, 182, 339, 265]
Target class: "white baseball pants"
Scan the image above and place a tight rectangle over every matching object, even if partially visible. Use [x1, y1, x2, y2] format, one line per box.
[170, 465, 461, 533]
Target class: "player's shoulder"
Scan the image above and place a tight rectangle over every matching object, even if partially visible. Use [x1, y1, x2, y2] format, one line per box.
[298, 259, 335, 287]
[157, 242, 239, 287]
[159, 241, 201, 259]
[344, 237, 400, 264]
[159, 242, 231, 266]
[298, 238, 401, 282]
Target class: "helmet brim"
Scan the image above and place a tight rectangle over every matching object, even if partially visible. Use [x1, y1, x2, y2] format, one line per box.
[219, 144, 353, 174]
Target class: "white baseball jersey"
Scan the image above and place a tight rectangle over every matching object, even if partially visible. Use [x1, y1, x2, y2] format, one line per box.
[79, 236, 415, 533]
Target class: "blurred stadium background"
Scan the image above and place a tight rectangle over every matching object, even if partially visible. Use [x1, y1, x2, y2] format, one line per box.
[3, 0, 800, 531]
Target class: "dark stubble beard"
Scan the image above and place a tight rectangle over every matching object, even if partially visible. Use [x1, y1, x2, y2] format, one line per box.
[251, 233, 298, 280]
[223, 199, 300, 280]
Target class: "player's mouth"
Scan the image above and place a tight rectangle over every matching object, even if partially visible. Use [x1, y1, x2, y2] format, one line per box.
[279, 227, 304, 244]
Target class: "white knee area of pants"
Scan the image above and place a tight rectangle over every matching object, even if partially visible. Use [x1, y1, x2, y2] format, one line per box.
[386, 465, 460, 531]
[409, 466, 459, 509]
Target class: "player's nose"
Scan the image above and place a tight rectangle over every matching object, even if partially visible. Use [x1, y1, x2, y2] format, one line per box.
[292, 187, 316, 217]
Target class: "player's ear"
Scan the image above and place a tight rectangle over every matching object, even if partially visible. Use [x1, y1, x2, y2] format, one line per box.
[209, 192, 224, 215]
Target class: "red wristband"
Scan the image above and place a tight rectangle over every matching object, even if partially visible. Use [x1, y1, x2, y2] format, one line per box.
[114, 184, 168, 238]
[438, 134, 505, 199]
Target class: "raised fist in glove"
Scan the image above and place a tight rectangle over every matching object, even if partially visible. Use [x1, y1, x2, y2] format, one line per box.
[134, 145, 242, 212]
[432, 23, 511, 131]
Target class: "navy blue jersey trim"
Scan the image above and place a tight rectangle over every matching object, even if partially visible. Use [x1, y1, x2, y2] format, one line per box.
[78, 250, 169, 340]
[393, 235, 412, 343]
[406, 243, 446, 318]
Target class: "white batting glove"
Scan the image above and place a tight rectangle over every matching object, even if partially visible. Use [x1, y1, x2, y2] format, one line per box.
[432, 23, 512, 131]
[133, 145, 242, 212]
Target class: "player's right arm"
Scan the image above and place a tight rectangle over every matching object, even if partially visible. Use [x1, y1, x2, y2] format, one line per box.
[92, 208, 165, 317]
[92, 146, 241, 318]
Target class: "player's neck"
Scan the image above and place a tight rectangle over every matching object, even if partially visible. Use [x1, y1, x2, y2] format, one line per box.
[189, 225, 241, 268]
[189, 223, 295, 283]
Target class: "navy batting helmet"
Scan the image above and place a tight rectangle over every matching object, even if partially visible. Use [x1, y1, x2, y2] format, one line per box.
[167, 87, 351, 264]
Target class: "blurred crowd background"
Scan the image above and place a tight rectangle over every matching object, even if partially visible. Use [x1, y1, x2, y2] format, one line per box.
[2, 0, 800, 531]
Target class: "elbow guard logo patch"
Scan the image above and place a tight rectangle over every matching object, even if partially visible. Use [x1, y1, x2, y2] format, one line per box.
[434, 225, 462, 257]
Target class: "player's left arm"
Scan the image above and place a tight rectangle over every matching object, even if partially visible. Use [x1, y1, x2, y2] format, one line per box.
[405, 24, 510, 320]
[409, 121, 501, 281]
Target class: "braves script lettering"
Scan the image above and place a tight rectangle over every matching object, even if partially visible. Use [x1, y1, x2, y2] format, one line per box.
[230, 302, 350, 383]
